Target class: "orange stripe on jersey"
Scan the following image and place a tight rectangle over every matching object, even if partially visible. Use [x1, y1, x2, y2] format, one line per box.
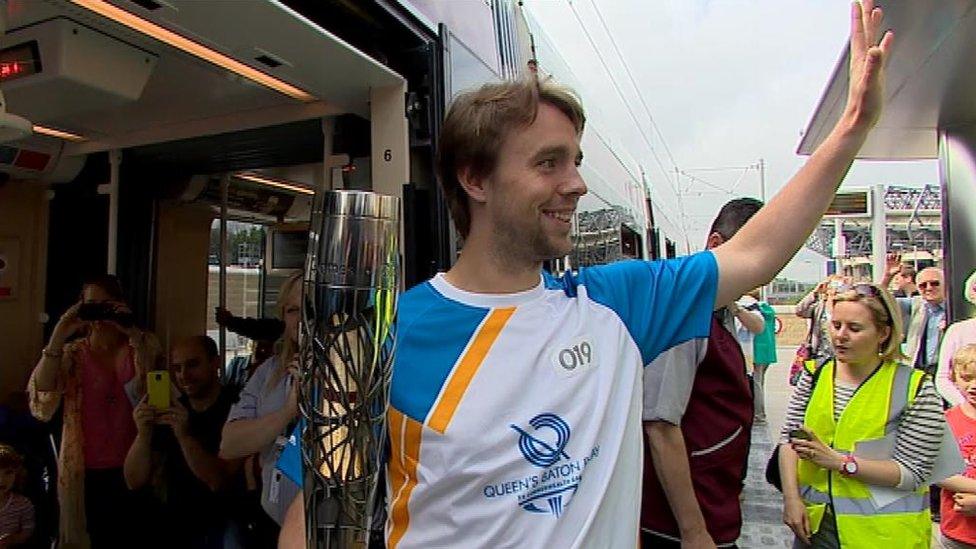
[387, 409, 407, 507]
[387, 407, 422, 549]
[428, 307, 516, 434]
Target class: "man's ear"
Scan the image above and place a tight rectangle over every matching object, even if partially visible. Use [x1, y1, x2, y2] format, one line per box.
[705, 232, 725, 250]
[457, 167, 489, 205]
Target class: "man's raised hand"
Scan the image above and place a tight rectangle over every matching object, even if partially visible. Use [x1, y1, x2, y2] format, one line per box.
[846, 0, 894, 133]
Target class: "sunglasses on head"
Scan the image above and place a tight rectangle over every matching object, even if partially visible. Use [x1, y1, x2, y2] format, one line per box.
[918, 280, 940, 289]
[838, 283, 893, 326]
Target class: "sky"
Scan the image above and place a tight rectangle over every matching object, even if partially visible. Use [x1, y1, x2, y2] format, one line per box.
[523, 0, 938, 281]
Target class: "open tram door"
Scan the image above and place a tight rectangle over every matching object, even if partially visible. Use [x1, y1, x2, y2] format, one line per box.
[0, 0, 420, 403]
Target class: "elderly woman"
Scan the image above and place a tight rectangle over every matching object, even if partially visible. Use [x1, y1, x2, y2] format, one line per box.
[28, 275, 160, 548]
[778, 282, 945, 548]
[936, 269, 976, 405]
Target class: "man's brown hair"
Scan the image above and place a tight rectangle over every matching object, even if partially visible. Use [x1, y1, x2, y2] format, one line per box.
[437, 77, 586, 237]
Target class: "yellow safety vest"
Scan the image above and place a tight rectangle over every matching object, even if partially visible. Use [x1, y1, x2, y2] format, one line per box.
[797, 360, 930, 548]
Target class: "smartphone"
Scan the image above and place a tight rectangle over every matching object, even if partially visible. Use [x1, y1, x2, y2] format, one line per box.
[789, 428, 812, 441]
[147, 370, 170, 409]
[78, 302, 135, 327]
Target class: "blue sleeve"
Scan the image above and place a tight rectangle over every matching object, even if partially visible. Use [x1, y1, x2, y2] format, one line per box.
[276, 421, 304, 487]
[576, 251, 718, 365]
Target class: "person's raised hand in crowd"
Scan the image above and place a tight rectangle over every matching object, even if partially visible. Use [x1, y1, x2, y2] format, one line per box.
[157, 399, 190, 440]
[49, 301, 85, 350]
[885, 253, 902, 277]
[104, 300, 136, 336]
[133, 396, 156, 437]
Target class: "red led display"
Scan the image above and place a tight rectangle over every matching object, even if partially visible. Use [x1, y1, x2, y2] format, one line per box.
[0, 62, 28, 79]
[0, 41, 41, 83]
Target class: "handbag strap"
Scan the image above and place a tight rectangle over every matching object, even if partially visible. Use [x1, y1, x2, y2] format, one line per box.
[803, 298, 820, 346]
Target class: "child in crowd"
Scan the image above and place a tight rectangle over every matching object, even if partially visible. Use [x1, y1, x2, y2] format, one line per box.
[941, 344, 976, 549]
[0, 444, 34, 548]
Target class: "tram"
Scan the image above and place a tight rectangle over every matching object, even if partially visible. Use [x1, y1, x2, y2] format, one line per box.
[0, 2, 685, 541]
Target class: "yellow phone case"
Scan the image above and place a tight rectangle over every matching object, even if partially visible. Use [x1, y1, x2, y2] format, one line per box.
[147, 370, 170, 409]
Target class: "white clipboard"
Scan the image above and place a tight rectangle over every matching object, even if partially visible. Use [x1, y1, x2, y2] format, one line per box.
[853, 425, 964, 508]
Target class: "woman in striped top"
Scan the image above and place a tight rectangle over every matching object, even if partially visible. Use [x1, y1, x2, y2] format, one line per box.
[778, 282, 945, 547]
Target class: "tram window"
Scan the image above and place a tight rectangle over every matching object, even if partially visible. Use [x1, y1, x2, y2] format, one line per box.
[447, 32, 500, 98]
[206, 219, 267, 366]
[665, 238, 677, 259]
[621, 226, 641, 259]
[269, 228, 308, 272]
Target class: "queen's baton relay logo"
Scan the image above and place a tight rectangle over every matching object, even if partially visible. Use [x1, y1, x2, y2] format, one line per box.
[512, 413, 571, 467]
[482, 412, 600, 518]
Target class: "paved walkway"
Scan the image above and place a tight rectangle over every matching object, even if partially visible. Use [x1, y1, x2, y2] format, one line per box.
[738, 350, 794, 547]
[739, 420, 794, 547]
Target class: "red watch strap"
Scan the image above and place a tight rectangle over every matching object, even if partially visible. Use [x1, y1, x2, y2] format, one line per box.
[840, 454, 858, 475]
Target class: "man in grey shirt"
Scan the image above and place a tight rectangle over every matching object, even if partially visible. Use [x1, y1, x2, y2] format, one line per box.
[641, 199, 763, 548]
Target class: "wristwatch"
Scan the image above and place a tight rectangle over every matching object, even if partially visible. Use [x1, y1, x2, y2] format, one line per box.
[839, 454, 858, 476]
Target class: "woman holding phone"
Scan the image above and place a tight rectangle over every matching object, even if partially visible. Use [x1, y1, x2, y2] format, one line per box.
[220, 272, 303, 544]
[777, 282, 944, 547]
[28, 274, 161, 548]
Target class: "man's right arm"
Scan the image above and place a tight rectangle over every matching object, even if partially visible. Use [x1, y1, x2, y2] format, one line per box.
[643, 340, 712, 546]
[795, 289, 819, 318]
[645, 422, 714, 546]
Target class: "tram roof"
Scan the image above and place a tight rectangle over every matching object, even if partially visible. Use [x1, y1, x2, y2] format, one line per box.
[2, 0, 404, 156]
[797, 1, 976, 160]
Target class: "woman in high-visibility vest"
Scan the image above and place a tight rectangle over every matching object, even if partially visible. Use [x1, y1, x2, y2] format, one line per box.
[778, 282, 946, 548]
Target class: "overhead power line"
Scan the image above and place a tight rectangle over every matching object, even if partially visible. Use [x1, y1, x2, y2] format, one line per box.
[684, 165, 757, 172]
[586, 0, 679, 172]
[564, 0, 681, 202]
[679, 170, 733, 196]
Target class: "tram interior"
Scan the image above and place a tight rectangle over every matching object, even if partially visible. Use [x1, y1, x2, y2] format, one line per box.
[0, 0, 488, 543]
[0, 0, 430, 410]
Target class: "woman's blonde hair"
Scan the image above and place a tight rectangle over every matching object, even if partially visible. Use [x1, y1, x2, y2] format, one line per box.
[268, 272, 303, 391]
[952, 344, 976, 379]
[832, 283, 906, 363]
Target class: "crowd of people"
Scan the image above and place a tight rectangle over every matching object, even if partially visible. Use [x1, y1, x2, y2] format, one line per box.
[773, 253, 976, 547]
[16, 273, 305, 549]
[7, 1, 976, 548]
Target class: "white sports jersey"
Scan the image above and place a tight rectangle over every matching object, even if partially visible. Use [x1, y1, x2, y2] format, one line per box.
[386, 252, 717, 548]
